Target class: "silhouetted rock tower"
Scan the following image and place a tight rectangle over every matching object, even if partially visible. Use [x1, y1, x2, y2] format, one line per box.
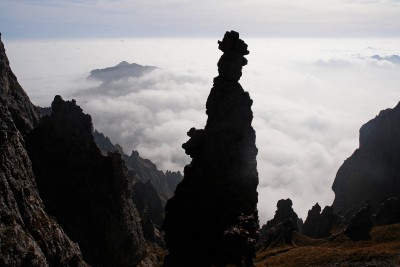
[162, 31, 259, 267]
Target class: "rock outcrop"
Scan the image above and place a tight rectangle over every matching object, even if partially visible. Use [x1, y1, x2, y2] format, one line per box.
[264, 199, 301, 231]
[373, 197, 400, 226]
[303, 204, 343, 238]
[344, 204, 373, 241]
[332, 103, 400, 214]
[162, 31, 259, 267]
[260, 219, 296, 247]
[0, 33, 87, 266]
[259, 199, 302, 246]
[25, 95, 146, 266]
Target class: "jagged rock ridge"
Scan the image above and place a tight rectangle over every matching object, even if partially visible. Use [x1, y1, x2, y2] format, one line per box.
[0, 33, 88, 266]
[302, 204, 343, 238]
[162, 31, 259, 267]
[93, 129, 183, 203]
[25, 95, 146, 266]
[332, 102, 400, 214]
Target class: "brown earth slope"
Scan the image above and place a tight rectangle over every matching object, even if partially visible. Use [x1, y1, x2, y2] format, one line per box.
[256, 224, 400, 267]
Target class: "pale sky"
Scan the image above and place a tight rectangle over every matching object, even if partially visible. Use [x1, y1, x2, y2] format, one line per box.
[1, 0, 400, 39]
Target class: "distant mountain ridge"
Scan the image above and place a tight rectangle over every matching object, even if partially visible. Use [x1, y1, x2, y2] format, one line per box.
[89, 61, 158, 84]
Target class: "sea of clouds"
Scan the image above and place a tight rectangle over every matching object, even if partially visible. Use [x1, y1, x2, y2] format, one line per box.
[4, 37, 400, 223]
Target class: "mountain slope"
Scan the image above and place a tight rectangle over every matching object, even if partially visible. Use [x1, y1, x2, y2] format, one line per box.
[0, 33, 87, 266]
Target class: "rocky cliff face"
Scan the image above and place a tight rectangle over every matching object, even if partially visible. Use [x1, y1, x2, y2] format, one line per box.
[332, 103, 400, 213]
[0, 34, 40, 135]
[25, 95, 146, 266]
[0, 33, 88, 266]
[162, 31, 259, 267]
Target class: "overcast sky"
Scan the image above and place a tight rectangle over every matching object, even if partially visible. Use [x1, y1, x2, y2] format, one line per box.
[1, 0, 400, 39]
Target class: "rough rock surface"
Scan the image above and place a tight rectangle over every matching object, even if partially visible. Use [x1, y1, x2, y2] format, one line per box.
[0, 34, 40, 135]
[332, 103, 400, 213]
[162, 31, 259, 267]
[132, 179, 165, 246]
[344, 204, 373, 241]
[0, 33, 87, 266]
[25, 95, 146, 266]
[303, 204, 343, 238]
[373, 197, 400, 226]
[133, 180, 164, 228]
[264, 199, 301, 231]
[261, 219, 296, 247]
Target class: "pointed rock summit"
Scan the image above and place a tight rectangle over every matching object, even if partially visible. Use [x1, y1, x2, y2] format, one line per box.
[162, 31, 259, 267]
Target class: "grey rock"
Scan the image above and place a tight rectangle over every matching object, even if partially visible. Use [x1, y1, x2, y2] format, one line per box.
[0, 33, 87, 267]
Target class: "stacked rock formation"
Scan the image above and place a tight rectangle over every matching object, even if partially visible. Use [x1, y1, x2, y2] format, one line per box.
[332, 102, 400, 214]
[25, 95, 146, 266]
[0, 33, 88, 266]
[162, 31, 259, 267]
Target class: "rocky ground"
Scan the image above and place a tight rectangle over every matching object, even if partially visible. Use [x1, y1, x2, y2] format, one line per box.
[255, 224, 400, 267]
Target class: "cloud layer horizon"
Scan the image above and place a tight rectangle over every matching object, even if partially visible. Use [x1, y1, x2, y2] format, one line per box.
[5, 37, 400, 223]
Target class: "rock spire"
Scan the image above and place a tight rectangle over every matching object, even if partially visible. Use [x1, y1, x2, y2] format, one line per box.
[25, 96, 146, 266]
[162, 31, 259, 267]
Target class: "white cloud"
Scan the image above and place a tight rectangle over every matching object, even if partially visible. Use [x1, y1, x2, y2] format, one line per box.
[5, 37, 400, 224]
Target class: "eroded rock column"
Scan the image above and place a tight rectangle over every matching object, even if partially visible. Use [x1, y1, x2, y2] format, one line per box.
[162, 31, 259, 267]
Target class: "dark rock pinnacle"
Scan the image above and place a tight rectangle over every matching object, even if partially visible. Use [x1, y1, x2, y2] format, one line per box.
[25, 95, 146, 266]
[162, 31, 259, 267]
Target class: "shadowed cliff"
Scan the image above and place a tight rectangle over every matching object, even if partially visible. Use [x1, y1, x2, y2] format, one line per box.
[25, 95, 146, 266]
[332, 102, 400, 214]
[0, 33, 88, 266]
